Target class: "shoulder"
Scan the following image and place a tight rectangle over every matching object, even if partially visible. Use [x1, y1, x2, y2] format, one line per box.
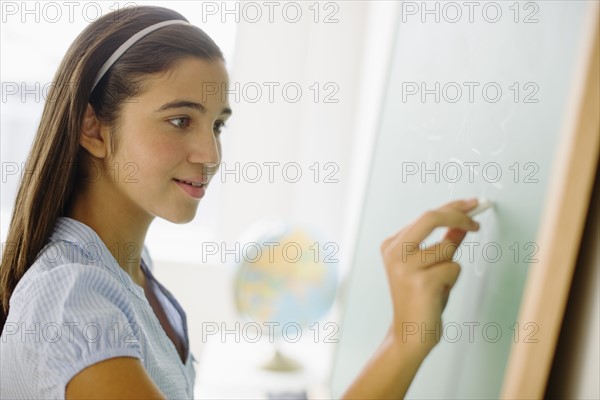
[1, 259, 143, 399]
[11, 242, 133, 317]
[6, 254, 141, 339]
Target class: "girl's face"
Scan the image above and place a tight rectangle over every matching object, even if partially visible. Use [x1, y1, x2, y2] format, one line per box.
[105, 57, 231, 224]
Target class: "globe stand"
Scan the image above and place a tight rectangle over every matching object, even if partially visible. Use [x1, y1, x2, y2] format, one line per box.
[261, 345, 303, 372]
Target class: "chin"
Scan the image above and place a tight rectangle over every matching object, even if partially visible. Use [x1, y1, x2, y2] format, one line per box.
[169, 214, 197, 224]
[161, 209, 198, 224]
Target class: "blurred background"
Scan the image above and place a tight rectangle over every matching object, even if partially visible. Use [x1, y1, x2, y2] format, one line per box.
[1, 1, 399, 398]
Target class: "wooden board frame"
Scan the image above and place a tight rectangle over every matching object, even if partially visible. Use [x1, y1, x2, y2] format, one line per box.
[501, 4, 600, 399]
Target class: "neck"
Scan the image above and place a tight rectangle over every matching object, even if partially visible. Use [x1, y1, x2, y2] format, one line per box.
[66, 182, 153, 287]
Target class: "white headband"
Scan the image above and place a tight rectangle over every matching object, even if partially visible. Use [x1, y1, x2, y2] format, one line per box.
[91, 19, 190, 93]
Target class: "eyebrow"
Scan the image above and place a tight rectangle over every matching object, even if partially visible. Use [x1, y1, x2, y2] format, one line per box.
[155, 99, 232, 116]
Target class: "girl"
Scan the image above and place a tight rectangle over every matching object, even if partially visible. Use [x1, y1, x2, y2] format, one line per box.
[0, 5, 481, 399]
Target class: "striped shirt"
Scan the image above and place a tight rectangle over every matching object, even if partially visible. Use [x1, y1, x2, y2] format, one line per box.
[0, 217, 196, 399]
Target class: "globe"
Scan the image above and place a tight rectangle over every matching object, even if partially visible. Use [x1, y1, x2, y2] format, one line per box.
[233, 220, 338, 370]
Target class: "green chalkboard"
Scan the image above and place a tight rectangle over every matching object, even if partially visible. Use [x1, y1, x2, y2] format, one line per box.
[330, 2, 589, 398]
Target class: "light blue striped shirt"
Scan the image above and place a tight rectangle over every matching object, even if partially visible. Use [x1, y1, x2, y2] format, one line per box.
[0, 217, 196, 399]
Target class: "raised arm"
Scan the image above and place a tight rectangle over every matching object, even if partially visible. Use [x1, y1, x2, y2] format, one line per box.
[342, 199, 480, 399]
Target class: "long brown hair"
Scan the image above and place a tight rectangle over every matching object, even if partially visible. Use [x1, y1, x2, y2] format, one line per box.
[0, 6, 224, 331]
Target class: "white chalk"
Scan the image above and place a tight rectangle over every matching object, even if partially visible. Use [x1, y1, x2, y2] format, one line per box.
[467, 198, 494, 217]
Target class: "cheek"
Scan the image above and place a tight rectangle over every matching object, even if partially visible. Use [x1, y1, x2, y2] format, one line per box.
[117, 135, 182, 184]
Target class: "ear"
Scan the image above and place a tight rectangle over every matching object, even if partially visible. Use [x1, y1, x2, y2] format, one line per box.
[79, 103, 110, 159]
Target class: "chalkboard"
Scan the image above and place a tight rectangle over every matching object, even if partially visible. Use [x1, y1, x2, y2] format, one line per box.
[330, 2, 592, 398]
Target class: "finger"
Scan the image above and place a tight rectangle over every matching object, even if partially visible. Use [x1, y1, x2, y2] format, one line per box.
[383, 198, 478, 261]
[437, 227, 470, 262]
[437, 217, 479, 260]
[444, 227, 470, 244]
[400, 207, 479, 246]
[422, 261, 461, 313]
[406, 228, 469, 267]
[427, 261, 461, 291]
[380, 226, 408, 253]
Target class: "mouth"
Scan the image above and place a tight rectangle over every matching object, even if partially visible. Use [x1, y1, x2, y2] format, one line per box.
[173, 178, 206, 199]
[173, 178, 206, 188]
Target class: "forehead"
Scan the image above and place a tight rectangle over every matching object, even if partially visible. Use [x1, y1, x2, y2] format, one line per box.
[137, 57, 230, 107]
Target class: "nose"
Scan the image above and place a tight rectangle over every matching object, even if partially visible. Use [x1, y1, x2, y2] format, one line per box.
[188, 125, 221, 181]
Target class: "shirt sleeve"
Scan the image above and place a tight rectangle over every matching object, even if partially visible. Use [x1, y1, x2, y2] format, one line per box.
[6, 263, 143, 398]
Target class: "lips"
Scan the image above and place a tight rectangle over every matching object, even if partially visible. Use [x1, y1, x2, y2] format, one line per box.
[174, 178, 206, 199]
[173, 178, 205, 188]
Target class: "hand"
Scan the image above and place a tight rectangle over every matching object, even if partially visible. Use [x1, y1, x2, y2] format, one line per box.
[380, 198, 480, 360]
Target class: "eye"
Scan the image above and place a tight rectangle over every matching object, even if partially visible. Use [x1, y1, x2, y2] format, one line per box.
[168, 117, 190, 129]
[214, 120, 227, 136]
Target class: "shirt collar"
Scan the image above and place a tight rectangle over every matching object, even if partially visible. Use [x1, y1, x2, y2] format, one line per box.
[48, 216, 149, 300]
